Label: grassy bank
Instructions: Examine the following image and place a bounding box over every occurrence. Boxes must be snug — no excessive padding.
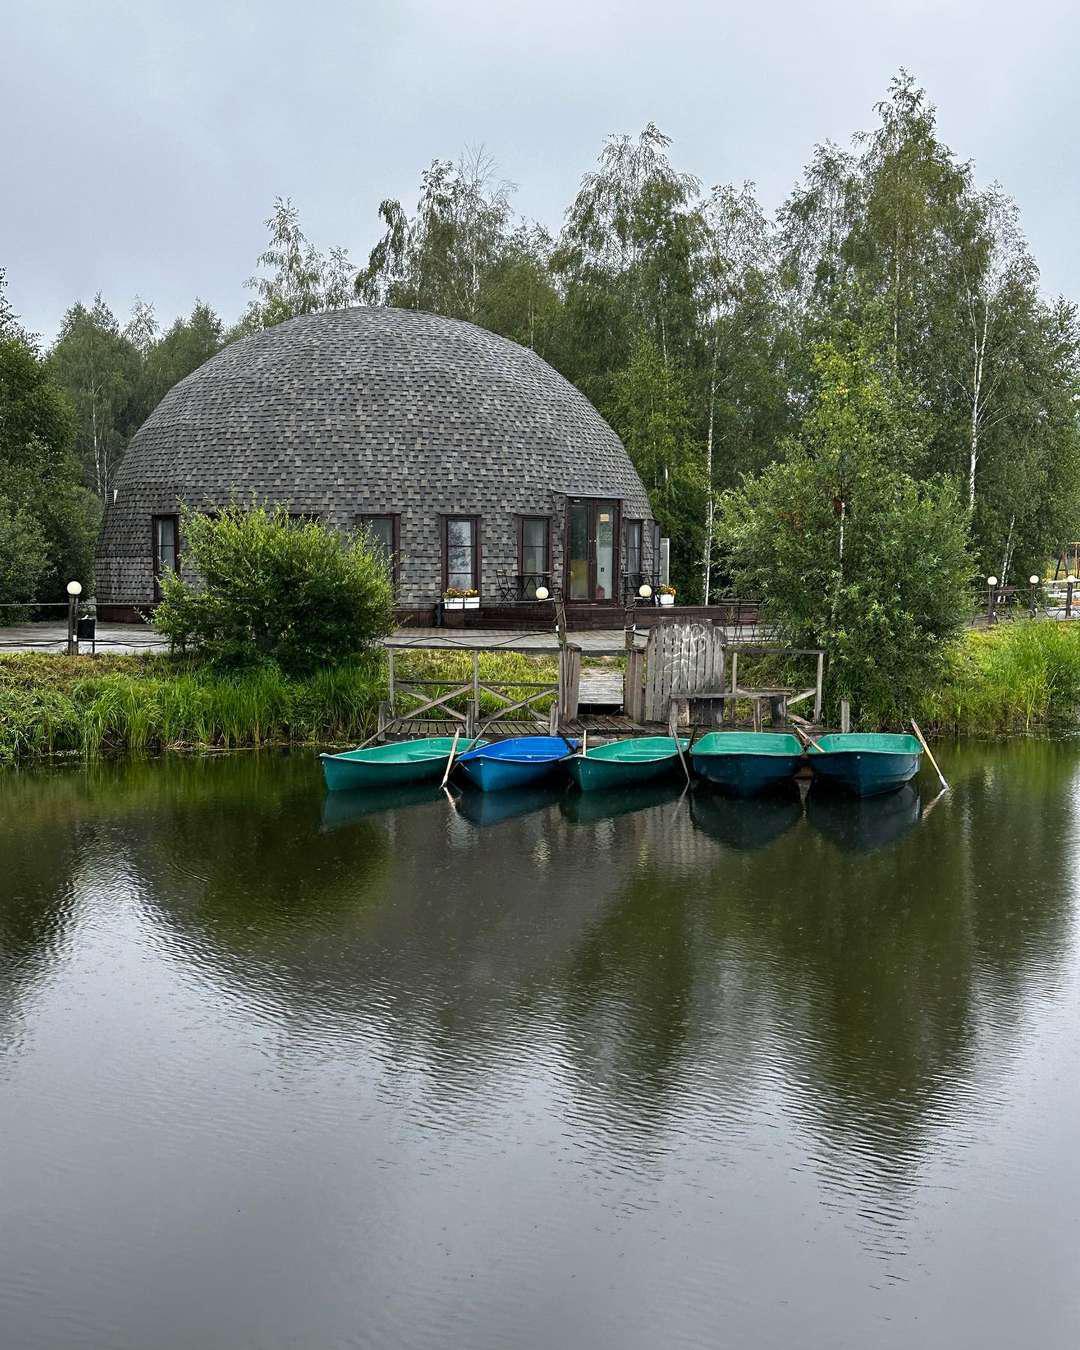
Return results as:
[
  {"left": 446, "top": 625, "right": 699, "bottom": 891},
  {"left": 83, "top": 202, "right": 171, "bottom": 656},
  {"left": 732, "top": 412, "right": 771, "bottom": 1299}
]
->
[
  {"left": 4, "top": 622, "right": 1080, "bottom": 764},
  {"left": 922, "top": 621, "right": 1080, "bottom": 736},
  {"left": 0, "top": 649, "right": 558, "bottom": 764}
]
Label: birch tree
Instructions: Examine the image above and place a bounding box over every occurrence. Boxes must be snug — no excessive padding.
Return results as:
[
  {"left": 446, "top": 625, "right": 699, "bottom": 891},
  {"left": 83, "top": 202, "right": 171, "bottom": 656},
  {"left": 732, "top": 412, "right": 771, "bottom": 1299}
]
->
[
  {"left": 234, "top": 198, "right": 354, "bottom": 336},
  {"left": 356, "top": 149, "right": 516, "bottom": 323},
  {"left": 698, "top": 182, "right": 775, "bottom": 602},
  {"left": 49, "top": 296, "right": 141, "bottom": 499}
]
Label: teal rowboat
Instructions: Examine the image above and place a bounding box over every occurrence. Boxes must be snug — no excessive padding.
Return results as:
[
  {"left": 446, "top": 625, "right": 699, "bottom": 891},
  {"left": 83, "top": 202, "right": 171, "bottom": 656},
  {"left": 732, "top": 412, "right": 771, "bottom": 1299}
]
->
[
  {"left": 320, "top": 737, "right": 487, "bottom": 791},
  {"left": 690, "top": 731, "right": 804, "bottom": 796},
  {"left": 807, "top": 733, "right": 922, "bottom": 797},
  {"left": 566, "top": 736, "right": 689, "bottom": 792}
]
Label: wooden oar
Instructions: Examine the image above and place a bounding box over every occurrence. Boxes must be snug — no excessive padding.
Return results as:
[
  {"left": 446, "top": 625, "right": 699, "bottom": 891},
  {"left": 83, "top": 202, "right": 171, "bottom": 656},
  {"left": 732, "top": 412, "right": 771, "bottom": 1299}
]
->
[
  {"left": 910, "top": 719, "right": 949, "bottom": 792},
  {"left": 674, "top": 726, "right": 695, "bottom": 787},
  {"left": 920, "top": 786, "right": 948, "bottom": 820},
  {"left": 791, "top": 720, "right": 825, "bottom": 754},
  {"left": 440, "top": 728, "right": 462, "bottom": 788}
]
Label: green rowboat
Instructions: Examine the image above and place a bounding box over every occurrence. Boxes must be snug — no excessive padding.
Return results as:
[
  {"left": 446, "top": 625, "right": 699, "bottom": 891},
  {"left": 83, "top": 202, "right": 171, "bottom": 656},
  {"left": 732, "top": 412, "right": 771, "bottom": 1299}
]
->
[
  {"left": 566, "top": 736, "right": 690, "bottom": 792},
  {"left": 807, "top": 733, "right": 922, "bottom": 797},
  {"left": 320, "top": 736, "right": 487, "bottom": 791},
  {"left": 690, "top": 731, "right": 804, "bottom": 796}
]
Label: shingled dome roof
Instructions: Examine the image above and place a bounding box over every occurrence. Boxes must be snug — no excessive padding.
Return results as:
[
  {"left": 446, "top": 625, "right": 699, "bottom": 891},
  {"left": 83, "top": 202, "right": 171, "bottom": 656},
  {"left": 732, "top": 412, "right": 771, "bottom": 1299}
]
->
[
  {"left": 96, "top": 306, "right": 654, "bottom": 612},
  {"left": 113, "top": 306, "right": 646, "bottom": 503}
]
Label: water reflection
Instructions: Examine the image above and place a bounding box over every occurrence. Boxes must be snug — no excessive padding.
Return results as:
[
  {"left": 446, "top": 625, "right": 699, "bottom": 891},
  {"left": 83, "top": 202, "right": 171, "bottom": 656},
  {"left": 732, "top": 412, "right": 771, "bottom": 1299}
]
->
[
  {"left": 806, "top": 781, "right": 922, "bottom": 852},
  {"left": 1, "top": 745, "right": 1079, "bottom": 1349},
  {"left": 321, "top": 782, "right": 444, "bottom": 830},
  {"left": 690, "top": 785, "right": 802, "bottom": 850},
  {"left": 453, "top": 783, "right": 564, "bottom": 827},
  {"left": 559, "top": 779, "right": 683, "bottom": 824}
]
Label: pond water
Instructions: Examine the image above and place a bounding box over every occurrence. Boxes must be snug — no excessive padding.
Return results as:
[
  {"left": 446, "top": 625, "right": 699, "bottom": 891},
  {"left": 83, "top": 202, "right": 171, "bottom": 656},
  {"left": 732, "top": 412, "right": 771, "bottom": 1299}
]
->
[{"left": 2, "top": 745, "right": 1079, "bottom": 1349}]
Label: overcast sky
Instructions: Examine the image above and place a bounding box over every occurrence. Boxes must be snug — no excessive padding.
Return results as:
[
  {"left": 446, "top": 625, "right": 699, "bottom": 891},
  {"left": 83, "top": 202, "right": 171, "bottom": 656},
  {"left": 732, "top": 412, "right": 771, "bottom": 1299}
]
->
[{"left": 5, "top": 0, "right": 1079, "bottom": 343}]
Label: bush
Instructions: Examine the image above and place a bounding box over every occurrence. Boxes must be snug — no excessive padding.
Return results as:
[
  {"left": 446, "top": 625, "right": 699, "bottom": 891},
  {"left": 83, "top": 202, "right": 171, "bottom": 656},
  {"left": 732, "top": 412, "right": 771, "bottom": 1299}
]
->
[
  {"left": 716, "top": 337, "right": 974, "bottom": 725},
  {"left": 0, "top": 495, "right": 48, "bottom": 614},
  {"left": 154, "top": 504, "right": 394, "bottom": 673}
]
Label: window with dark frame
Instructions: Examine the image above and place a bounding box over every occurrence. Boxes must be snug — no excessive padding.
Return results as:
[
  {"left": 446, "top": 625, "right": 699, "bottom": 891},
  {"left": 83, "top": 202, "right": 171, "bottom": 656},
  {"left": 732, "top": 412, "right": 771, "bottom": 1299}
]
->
[
  {"left": 623, "top": 519, "right": 643, "bottom": 581},
  {"left": 152, "top": 514, "right": 179, "bottom": 597},
  {"left": 518, "top": 516, "right": 550, "bottom": 597},
  {"left": 355, "top": 513, "right": 400, "bottom": 585},
  {"left": 443, "top": 516, "right": 480, "bottom": 593}
]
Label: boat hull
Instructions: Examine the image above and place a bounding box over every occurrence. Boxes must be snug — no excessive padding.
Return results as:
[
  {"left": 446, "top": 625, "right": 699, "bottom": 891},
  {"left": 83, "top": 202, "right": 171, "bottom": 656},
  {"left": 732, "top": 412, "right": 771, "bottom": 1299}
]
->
[
  {"left": 320, "top": 737, "right": 485, "bottom": 792},
  {"left": 808, "top": 734, "right": 922, "bottom": 798},
  {"left": 690, "top": 733, "right": 803, "bottom": 796},
  {"left": 567, "top": 737, "right": 688, "bottom": 792},
  {"left": 456, "top": 756, "right": 566, "bottom": 792},
  {"left": 455, "top": 736, "right": 578, "bottom": 792}
]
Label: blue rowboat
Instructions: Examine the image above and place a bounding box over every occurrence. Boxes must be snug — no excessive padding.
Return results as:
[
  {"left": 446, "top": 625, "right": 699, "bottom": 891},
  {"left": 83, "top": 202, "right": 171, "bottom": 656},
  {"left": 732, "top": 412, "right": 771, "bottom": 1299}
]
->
[
  {"left": 807, "top": 733, "right": 922, "bottom": 797},
  {"left": 455, "top": 735, "right": 579, "bottom": 791},
  {"left": 690, "top": 731, "right": 804, "bottom": 796},
  {"left": 320, "top": 736, "right": 487, "bottom": 791},
  {"left": 566, "top": 736, "right": 689, "bottom": 792}
]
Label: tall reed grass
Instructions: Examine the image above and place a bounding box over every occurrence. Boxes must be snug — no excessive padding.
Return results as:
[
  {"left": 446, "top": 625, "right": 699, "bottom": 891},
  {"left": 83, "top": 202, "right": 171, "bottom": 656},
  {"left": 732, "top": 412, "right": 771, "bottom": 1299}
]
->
[
  {"left": 0, "top": 648, "right": 560, "bottom": 764},
  {"left": 922, "top": 621, "right": 1080, "bottom": 735},
  {"left": 0, "top": 654, "right": 386, "bottom": 764}
]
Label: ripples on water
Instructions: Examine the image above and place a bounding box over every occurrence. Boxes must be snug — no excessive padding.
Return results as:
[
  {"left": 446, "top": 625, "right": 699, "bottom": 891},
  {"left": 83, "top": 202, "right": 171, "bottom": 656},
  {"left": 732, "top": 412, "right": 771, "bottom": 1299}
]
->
[{"left": 2, "top": 745, "right": 1080, "bottom": 1349}]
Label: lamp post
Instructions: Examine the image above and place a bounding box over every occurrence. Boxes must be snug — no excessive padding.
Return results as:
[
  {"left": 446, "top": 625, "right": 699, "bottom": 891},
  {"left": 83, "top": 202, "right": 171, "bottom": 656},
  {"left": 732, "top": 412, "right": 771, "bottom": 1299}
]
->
[
  {"left": 638, "top": 583, "right": 653, "bottom": 604},
  {"left": 986, "top": 576, "right": 998, "bottom": 625},
  {"left": 1068, "top": 575, "right": 1076, "bottom": 621},
  {"left": 534, "top": 585, "right": 549, "bottom": 602},
  {"left": 1029, "top": 575, "right": 1040, "bottom": 618},
  {"left": 66, "top": 580, "right": 83, "bottom": 656}
]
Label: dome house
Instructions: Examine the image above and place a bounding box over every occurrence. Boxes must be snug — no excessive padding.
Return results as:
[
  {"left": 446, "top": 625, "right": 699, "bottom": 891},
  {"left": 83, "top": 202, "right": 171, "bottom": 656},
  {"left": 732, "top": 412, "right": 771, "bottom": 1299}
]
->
[{"left": 95, "top": 307, "right": 657, "bottom": 621}]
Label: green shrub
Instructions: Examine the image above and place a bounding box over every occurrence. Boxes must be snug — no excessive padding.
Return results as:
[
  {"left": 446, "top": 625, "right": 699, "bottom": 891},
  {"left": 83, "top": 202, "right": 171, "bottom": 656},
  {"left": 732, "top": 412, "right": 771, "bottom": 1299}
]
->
[
  {"left": 0, "top": 495, "right": 48, "bottom": 614},
  {"left": 154, "top": 504, "right": 394, "bottom": 673},
  {"left": 717, "top": 336, "right": 974, "bottom": 725}
]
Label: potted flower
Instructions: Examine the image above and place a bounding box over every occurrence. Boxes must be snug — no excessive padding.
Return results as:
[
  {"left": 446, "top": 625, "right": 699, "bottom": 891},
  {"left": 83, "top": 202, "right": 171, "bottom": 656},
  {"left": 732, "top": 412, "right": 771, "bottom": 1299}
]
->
[
  {"left": 443, "top": 587, "right": 480, "bottom": 611},
  {"left": 658, "top": 584, "right": 676, "bottom": 607}
]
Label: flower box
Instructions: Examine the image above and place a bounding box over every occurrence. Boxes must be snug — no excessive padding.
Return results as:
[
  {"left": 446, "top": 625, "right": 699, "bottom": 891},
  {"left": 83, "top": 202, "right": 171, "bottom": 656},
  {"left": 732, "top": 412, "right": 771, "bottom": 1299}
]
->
[
  {"left": 659, "top": 593, "right": 675, "bottom": 606},
  {"left": 444, "top": 597, "right": 464, "bottom": 610}
]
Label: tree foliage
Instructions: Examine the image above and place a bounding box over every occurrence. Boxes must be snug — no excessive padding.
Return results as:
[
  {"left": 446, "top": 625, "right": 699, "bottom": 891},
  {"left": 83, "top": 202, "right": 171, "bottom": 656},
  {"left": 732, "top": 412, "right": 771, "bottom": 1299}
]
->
[
  {"left": 153, "top": 504, "right": 395, "bottom": 673},
  {"left": 0, "top": 312, "right": 96, "bottom": 607},
  {"left": 13, "top": 67, "right": 1080, "bottom": 627},
  {"left": 232, "top": 197, "right": 355, "bottom": 338},
  {"left": 717, "top": 336, "right": 974, "bottom": 722}
]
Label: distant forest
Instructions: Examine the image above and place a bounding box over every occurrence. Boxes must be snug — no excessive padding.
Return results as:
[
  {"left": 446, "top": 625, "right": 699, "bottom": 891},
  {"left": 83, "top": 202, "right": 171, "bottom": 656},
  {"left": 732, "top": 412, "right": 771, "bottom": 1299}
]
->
[{"left": 3, "top": 71, "right": 1077, "bottom": 601}]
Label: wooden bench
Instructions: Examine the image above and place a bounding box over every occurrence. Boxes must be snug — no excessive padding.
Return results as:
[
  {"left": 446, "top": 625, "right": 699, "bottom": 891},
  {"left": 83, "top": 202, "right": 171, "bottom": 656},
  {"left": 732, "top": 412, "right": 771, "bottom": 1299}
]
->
[{"left": 672, "top": 687, "right": 793, "bottom": 730}]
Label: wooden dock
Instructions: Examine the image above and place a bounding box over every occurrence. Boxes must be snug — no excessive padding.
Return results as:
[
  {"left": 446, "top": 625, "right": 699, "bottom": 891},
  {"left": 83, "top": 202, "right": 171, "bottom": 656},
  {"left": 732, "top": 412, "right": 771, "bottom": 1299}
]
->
[{"left": 377, "top": 612, "right": 824, "bottom": 743}]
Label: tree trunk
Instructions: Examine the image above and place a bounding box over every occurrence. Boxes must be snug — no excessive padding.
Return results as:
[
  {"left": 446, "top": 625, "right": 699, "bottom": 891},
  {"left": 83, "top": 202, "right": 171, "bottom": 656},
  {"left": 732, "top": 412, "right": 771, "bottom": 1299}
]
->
[
  {"left": 701, "top": 334, "right": 719, "bottom": 606},
  {"left": 999, "top": 513, "right": 1015, "bottom": 584}
]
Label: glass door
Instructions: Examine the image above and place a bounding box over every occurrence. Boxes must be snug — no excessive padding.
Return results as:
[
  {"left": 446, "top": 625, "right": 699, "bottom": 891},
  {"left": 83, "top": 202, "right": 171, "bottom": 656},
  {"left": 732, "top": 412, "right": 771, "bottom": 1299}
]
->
[{"left": 565, "top": 499, "right": 620, "bottom": 602}]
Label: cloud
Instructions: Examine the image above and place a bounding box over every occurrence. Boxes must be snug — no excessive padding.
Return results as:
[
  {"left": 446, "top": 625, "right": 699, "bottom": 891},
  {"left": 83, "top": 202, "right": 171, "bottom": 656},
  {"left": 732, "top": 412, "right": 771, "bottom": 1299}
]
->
[{"left": 3, "top": 0, "right": 1078, "bottom": 340}]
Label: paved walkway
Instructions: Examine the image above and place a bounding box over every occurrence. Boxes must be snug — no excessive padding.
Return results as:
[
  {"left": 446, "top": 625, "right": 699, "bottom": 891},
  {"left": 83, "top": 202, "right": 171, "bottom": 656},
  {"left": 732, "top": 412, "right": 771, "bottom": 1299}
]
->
[
  {"left": 0, "top": 622, "right": 168, "bottom": 655},
  {"left": 0, "top": 622, "right": 639, "bottom": 656},
  {"left": 386, "top": 626, "right": 642, "bottom": 653}
]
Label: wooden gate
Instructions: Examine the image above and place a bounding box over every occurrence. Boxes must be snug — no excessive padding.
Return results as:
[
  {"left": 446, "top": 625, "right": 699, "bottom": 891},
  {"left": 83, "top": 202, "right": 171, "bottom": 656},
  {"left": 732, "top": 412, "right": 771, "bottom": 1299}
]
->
[{"left": 643, "top": 622, "right": 727, "bottom": 722}]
